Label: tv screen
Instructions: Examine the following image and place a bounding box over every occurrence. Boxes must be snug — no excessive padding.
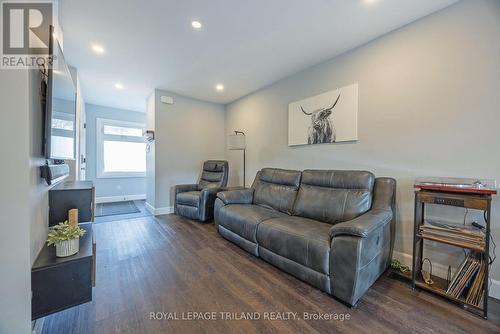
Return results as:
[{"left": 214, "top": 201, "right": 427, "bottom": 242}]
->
[{"left": 44, "top": 26, "right": 76, "bottom": 160}]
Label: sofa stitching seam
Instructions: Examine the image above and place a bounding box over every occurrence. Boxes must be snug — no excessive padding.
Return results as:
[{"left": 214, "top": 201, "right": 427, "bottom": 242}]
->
[
  {"left": 357, "top": 241, "right": 390, "bottom": 271},
  {"left": 260, "top": 224, "right": 330, "bottom": 247}
]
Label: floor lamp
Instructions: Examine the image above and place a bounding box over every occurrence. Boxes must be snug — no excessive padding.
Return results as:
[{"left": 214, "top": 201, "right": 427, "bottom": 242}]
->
[{"left": 228, "top": 131, "right": 246, "bottom": 187}]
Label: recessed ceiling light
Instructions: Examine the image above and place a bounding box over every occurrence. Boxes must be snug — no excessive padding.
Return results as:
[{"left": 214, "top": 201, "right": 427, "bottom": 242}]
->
[
  {"left": 191, "top": 20, "right": 202, "bottom": 29},
  {"left": 114, "top": 83, "right": 124, "bottom": 90},
  {"left": 91, "top": 44, "right": 105, "bottom": 54},
  {"left": 363, "top": 0, "right": 380, "bottom": 6},
  {"left": 215, "top": 84, "right": 224, "bottom": 91}
]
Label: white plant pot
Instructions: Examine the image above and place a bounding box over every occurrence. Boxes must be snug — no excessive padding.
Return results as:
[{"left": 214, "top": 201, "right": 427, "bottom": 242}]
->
[{"left": 55, "top": 238, "right": 80, "bottom": 257}]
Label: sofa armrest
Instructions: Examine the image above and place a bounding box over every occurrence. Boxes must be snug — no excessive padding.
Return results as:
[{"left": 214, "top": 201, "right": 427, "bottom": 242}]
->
[
  {"left": 200, "top": 187, "right": 221, "bottom": 204},
  {"left": 329, "top": 209, "right": 392, "bottom": 238},
  {"left": 174, "top": 184, "right": 199, "bottom": 195},
  {"left": 217, "top": 189, "right": 254, "bottom": 205},
  {"left": 197, "top": 187, "right": 222, "bottom": 221},
  {"left": 328, "top": 177, "right": 396, "bottom": 306},
  {"left": 330, "top": 177, "right": 396, "bottom": 238}
]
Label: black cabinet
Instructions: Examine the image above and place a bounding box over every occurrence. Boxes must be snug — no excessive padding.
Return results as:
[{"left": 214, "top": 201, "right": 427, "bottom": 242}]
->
[
  {"left": 31, "top": 223, "right": 95, "bottom": 320},
  {"left": 32, "top": 181, "right": 97, "bottom": 320},
  {"left": 49, "top": 181, "right": 95, "bottom": 226}
]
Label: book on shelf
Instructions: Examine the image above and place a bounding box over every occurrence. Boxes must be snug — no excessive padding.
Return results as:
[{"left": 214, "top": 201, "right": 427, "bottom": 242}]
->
[{"left": 446, "top": 252, "right": 485, "bottom": 305}]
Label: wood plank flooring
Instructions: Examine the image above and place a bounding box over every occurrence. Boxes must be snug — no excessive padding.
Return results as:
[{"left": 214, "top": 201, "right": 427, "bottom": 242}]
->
[{"left": 39, "top": 214, "right": 500, "bottom": 333}]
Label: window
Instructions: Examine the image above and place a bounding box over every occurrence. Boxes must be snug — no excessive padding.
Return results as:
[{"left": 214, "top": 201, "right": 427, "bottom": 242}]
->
[
  {"left": 51, "top": 111, "right": 75, "bottom": 159},
  {"left": 96, "top": 118, "right": 146, "bottom": 178}
]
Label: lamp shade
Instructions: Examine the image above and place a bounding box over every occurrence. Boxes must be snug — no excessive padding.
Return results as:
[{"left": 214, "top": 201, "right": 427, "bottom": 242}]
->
[{"left": 227, "top": 134, "right": 246, "bottom": 150}]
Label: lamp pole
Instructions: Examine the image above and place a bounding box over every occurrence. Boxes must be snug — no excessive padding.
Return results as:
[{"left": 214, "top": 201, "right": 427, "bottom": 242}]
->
[{"left": 234, "top": 131, "right": 246, "bottom": 187}]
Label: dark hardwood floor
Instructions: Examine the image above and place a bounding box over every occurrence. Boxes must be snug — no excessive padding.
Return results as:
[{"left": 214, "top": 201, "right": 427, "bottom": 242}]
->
[{"left": 39, "top": 214, "right": 500, "bottom": 334}]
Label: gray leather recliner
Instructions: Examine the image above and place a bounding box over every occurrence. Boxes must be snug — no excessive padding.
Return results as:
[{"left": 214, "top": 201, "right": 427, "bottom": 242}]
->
[
  {"left": 214, "top": 168, "right": 396, "bottom": 306},
  {"left": 174, "top": 160, "right": 229, "bottom": 222}
]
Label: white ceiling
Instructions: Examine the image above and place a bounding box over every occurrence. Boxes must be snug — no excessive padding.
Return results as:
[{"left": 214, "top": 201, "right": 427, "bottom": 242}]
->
[{"left": 60, "top": 0, "right": 459, "bottom": 112}]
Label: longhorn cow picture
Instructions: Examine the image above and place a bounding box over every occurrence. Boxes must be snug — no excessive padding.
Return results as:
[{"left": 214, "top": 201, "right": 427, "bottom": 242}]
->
[
  {"left": 301, "top": 94, "right": 340, "bottom": 144},
  {"left": 288, "top": 83, "right": 358, "bottom": 146}
]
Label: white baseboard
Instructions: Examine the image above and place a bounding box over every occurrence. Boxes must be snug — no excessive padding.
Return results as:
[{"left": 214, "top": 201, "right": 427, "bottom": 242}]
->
[
  {"left": 392, "top": 250, "right": 500, "bottom": 300},
  {"left": 155, "top": 206, "right": 174, "bottom": 215},
  {"left": 145, "top": 202, "right": 173, "bottom": 216},
  {"left": 95, "top": 194, "right": 146, "bottom": 204},
  {"left": 490, "top": 279, "right": 500, "bottom": 300},
  {"left": 145, "top": 202, "right": 155, "bottom": 215}
]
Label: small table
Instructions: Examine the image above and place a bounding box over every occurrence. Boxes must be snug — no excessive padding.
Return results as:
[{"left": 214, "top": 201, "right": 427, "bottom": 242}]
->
[
  {"left": 31, "top": 223, "right": 96, "bottom": 320},
  {"left": 412, "top": 190, "right": 492, "bottom": 319}
]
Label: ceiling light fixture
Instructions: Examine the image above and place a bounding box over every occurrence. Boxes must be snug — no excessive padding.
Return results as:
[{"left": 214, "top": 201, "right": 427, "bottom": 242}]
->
[
  {"left": 363, "top": 0, "right": 380, "bottom": 6},
  {"left": 91, "top": 44, "right": 105, "bottom": 54},
  {"left": 215, "top": 84, "right": 224, "bottom": 91},
  {"left": 191, "top": 20, "right": 202, "bottom": 29},
  {"left": 114, "top": 83, "right": 124, "bottom": 90}
]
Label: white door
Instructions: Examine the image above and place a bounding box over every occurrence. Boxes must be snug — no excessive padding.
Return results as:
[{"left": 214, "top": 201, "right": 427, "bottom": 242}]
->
[{"left": 79, "top": 104, "right": 87, "bottom": 180}]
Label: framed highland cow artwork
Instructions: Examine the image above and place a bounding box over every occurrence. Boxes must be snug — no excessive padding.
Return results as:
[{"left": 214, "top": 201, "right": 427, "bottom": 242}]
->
[{"left": 288, "top": 83, "right": 358, "bottom": 146}]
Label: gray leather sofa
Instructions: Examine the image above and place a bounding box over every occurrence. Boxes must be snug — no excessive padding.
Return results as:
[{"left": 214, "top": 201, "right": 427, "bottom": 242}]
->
[
  {"left": 214, "top": 168, "right": 396, "bottom": 306},
  {"left": 174, "top": 160, "right": 229, "bottom": 221}
]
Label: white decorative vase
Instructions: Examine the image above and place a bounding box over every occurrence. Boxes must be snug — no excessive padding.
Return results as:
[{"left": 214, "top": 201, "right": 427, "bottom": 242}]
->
[{"left": 55, "top": 238, "right": 79, "bottom": 257}]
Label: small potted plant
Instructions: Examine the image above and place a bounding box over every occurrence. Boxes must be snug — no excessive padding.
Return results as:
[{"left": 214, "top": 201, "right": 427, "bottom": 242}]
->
[{"left": 47, "top": 222, "right": 86, "bottom": 257}]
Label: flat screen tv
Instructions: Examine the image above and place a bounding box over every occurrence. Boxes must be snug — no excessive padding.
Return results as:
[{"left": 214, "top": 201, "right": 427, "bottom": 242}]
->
[{"left": 44, "top": 25, "right": 76, "bottom": 161}]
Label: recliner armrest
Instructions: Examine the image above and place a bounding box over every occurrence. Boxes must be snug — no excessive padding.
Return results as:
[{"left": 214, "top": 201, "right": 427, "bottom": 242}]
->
[
  {"left": 200, "top": 186, "right": 221, "bottom": 197},
  {"left": 217, "top": 189, "right": 254, "bottom": 205},
  {"left": 329, "top": 209, "right": 393, "bottom": 238},
  {"left": 175, "top": 184, "right": 199, "bottom": 195}
]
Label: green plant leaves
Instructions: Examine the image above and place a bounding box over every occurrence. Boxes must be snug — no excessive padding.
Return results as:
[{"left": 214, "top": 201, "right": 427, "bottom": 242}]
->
[
  {"left": 46, "top": 221, "right": 86, "bottom": 246},
  {"left": 390, "top": 259, "right": 410, "bottom": 273}
]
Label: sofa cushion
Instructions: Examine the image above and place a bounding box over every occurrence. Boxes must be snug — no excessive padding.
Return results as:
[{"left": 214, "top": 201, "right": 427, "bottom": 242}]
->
[
  {"left": 257, "top": 216, "right": 332, "bottom": 274},
  {"left": 253, "top": 168, "right": 302, "bottom": 215},
  {"left": 176, "top": 191, "right": 201, "bottom": 207},
  {"left": 293, "top": 170, "right": 374, "bottom": 224},
  {"left": 217, "top": 204, "right": 286, "bottom": 242}
]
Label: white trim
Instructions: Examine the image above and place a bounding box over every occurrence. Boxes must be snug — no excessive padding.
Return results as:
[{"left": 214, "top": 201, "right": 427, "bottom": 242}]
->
[
  {"left": 155, "top": 206, "right": 174, "bottom": 216},
  {"left": 96, "top": 118, "right": 146, "bottom": 178},
  {"left": 145, "top": 202, "right": 173, "bottom": 216},
  {"left": 145, "top": 202, "right": 156, "bottom": 215},
  {"left": 490, "top": 279, "right": 500, "bottom": 300},
  {"left": 95, "top": 194, "right": 146, "bottom": 204},
  {"left": 392, "top": 250, "right": 500, "bottom": 300}
]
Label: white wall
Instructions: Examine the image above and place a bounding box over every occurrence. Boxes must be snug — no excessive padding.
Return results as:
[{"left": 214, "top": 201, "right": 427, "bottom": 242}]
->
[
  {"left": 29, "top": 70, "right": 51, "bottom": 266},
  {"left": 151, "top": 89, "right": 225, "bottom": 212},
  {"left": 0, "top": 69, "right": 32, "bottom": 334},
  {"left": 0, "top": 2, "right": 76, "bottom": 331},
  {"left": 225, "top": 0, "right": 500, "bottom": 284},
  {"left": 68, "top": 65, "right": 84, "bottom": 181}
]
